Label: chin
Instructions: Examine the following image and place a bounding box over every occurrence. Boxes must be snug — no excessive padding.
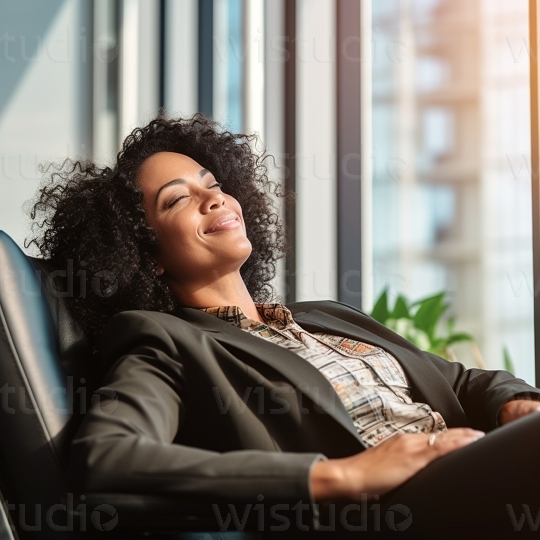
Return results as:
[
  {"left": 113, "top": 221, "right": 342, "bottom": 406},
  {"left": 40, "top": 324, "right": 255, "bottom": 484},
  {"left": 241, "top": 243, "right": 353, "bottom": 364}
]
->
[
  {"left": 235, "top": 235, "right": 252, "bottom": 252},
  {"left": 235, "top": 241, "right": 253, "bottom": 264}
]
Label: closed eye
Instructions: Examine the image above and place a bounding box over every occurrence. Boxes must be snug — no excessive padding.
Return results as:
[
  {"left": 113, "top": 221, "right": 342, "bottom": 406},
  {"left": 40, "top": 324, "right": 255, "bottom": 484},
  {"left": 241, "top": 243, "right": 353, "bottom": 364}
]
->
[
  {"left": 166, "top": 182, "right": 223, "bottom": 209},
  {"left": 166, "top": 194, "right": 187, "bottom": 208}
]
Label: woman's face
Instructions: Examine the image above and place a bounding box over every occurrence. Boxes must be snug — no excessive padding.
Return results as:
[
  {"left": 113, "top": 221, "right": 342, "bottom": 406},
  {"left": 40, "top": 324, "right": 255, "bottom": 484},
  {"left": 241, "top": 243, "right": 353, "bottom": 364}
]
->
[{"left": 138, "top": 151, "right": 252, "bottom": 288}]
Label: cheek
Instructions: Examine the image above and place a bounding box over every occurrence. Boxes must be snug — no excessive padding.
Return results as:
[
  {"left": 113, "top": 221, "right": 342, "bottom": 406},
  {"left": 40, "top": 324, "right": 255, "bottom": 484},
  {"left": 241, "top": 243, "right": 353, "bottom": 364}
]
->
[
  {"left": 156, "top": 224, "right": 200, "bottom": 272},
  {"left": 225, "top": 195, "right": 244, "bottom": 221},
  {"left": 153, "top": 215, "right": 198, "bottom": 257},
  {"left": 224, "top": 193, "right": 241, "bottom": 209},
  {"left": 163, "top": 211, "right": 199, "bottom": 238}
]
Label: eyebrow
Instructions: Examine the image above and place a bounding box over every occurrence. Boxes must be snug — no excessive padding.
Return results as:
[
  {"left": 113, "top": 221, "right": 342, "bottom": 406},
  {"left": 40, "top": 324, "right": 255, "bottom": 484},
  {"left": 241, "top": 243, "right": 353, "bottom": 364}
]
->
[{"left": 154, "top": 168, "right": 210, "bottom": 207}]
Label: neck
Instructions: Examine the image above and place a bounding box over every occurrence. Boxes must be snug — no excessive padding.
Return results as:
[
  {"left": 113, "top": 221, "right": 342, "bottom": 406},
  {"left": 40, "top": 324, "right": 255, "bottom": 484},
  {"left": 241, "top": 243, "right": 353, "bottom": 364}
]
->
[{"left": 167, "top": 269, "right": 264, "bottom": 323}]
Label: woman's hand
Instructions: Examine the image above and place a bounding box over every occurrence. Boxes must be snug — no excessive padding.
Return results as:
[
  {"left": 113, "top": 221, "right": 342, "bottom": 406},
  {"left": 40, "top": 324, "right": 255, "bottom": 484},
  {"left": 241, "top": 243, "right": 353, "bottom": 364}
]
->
[
  {"left": 310, "top": 428, "right": 484, "bottom": 503},
  {"left": 498, "top": 398, "right": 540, "bottom": 425}
]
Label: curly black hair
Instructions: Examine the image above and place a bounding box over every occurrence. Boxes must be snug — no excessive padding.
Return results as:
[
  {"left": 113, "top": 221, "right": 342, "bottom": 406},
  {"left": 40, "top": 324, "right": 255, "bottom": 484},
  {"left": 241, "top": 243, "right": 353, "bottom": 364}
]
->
[{"left": 26, "top": 113, "right": 290, "bottom": 346}]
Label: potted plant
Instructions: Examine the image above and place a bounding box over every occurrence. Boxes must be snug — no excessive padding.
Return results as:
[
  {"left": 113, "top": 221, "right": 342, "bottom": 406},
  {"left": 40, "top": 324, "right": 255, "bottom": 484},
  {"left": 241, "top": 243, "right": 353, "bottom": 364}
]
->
[{"left": 369, "top": 288, "right": 514, "bottom": 371}]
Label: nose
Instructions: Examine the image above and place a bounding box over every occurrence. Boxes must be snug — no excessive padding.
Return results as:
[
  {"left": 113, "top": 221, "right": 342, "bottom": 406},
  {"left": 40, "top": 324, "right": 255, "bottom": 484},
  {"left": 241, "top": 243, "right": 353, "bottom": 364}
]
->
[{"left": 201, "top": 188, "right": 225, "bottom": 213}]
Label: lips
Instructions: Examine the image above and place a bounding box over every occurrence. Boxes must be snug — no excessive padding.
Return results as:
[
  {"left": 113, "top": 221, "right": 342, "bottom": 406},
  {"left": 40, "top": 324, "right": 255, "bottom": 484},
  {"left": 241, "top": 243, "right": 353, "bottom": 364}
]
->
[{"left": 204, "top": 212, "right": 240, "bottom": 234}]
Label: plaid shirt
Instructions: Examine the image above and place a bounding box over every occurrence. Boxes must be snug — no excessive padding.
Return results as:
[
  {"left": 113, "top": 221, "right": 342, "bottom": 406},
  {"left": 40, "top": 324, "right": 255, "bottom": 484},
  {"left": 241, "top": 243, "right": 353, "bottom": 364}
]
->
[{"left": 200, "top": 303, "right": 447, "bottom": 447}]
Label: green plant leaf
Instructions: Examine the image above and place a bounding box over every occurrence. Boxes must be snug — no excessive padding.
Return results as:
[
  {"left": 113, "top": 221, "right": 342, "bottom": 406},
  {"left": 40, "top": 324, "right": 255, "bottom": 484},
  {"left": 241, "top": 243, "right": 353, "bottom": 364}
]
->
[
  {"left": 412, "top": 292, "right": 447, "bottom": 339},
  {"left": 374, "top": 288, "right": 478, "bottom": 364},
  {"left": 391, "top": 295, "right": 410, "bottom": 320},
  {"left": 385, "top": 317, "right": 396, "bottom": 332},
  {"left": 388, "top": 317, "right": 413, "bottom": 338},
  {"left": 410, "top": 292, "right": 444, "bottom": 308},
  {"left": 445, "top": 332, "right": 474, "bottom": 345},
  {"left": 371, "top": 288, "right": 389, "bottom": 323},
  {"left": 406, "top": 327, "right": 431, "bottom": 351},
  {"left": 503, "top": 346, "right": 515, "bottom": 375},
  {"left": 430, "top": 337, "right": 447, "bottom": 350}
]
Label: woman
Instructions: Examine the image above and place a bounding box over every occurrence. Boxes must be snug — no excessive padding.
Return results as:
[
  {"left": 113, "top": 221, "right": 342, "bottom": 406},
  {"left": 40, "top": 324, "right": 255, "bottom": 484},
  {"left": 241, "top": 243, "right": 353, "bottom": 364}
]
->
[{"left": 28, "top": 114, "right": 540, "bottom": 539}]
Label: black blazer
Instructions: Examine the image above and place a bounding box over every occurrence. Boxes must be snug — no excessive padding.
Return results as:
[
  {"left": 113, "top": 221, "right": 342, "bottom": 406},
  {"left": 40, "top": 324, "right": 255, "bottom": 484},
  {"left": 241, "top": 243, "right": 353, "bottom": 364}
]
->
[{"left": 66, "top": 299, "right": 540, "bottom": 530}]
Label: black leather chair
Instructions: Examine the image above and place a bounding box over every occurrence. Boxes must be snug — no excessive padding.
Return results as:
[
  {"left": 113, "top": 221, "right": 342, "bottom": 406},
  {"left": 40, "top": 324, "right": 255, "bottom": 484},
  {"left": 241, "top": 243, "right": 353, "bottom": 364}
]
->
[{"left": 0, "top": 231, "right": 258, "bottom": 540}]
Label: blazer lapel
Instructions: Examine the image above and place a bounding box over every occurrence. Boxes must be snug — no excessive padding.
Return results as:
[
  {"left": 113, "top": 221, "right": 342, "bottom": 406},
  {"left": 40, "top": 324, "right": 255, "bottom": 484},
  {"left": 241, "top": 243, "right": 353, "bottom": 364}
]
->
[
  {"left": 175, "top": 307, "right": 365, "bottom": 449},
  {"left": 291, "top": 309, "right": 469, "bottom": 428}
]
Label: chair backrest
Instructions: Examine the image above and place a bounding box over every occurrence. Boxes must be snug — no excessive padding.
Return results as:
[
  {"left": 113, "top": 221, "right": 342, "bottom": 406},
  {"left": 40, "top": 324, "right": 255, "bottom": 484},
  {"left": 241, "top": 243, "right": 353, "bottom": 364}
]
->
[{"left": 0, "top": 231, "right": 97, "bottom": 536}]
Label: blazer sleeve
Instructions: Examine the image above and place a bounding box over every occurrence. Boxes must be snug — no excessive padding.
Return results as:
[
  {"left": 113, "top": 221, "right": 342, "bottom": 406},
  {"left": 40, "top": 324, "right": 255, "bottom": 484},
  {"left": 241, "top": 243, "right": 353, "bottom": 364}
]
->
[
  {"left": 422, "top": 351, "right": 540, "bottom": 432},
  {"left": 66, "top": 310, "right": 326, "bottom": 531}
]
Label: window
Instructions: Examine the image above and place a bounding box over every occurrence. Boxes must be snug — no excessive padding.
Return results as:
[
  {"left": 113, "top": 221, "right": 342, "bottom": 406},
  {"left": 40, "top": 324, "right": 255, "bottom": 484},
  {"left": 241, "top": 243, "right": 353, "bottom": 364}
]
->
[{"left": 371, "top": 0, "right": 534, "bottom": 382}]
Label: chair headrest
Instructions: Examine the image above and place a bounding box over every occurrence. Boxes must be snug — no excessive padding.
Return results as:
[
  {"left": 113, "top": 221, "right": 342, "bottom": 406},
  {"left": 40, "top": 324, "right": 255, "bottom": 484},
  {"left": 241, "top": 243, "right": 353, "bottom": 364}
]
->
[{"left": 26, "top": 256, "right": 93, "bottom": 380}]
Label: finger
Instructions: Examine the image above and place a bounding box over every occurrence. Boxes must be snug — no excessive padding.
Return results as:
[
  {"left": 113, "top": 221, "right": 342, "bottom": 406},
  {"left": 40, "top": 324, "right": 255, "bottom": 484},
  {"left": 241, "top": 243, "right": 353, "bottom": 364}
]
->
[
  {"left": 525, "top": 403, "right": 540, "bottom": 413},
  {"left": 434, "top": 427, "right": 484, "bottom": 441},
  {"left": 429, "top": 429, "right": 484, "bottom": 456},
  {"left": 511, "top": 402, "right": 540, "bottom": 419}
]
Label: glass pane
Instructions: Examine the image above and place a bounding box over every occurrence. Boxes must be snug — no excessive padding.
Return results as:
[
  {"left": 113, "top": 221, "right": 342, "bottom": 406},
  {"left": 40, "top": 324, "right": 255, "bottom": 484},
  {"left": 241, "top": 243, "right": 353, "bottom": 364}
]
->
[
  {"left": 213, "top": 0, "right": 244, "bottom": 132},
  {"left": 0, "top": 0, "right": 92, "bottom": 246},
  {"left": 371, "top": 0, "right": 534, "bottom": 382}
]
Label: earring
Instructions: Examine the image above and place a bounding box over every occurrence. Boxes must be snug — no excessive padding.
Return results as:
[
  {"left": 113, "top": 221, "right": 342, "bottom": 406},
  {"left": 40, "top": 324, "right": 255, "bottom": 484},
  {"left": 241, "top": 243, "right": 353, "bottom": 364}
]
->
[{"left": 152, "top": 261, "right": 164, "bottom": 276}]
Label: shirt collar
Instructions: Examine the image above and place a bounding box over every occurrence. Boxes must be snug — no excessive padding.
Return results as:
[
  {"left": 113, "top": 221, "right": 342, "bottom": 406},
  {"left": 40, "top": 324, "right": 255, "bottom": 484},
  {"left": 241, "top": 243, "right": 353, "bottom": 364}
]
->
[
  {"left": 200, "top": 303, "right": 297, "bottom": 329},
  {"left": 199, "top": 305, "right": 247, "bottom": 327}
]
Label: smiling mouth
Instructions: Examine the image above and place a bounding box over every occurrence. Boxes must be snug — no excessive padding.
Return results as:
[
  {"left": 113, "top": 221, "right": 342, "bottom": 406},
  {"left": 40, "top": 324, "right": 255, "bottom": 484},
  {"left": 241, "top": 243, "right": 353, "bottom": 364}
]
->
[{"left": 204, "top": 214, "right": 241, "bottom": 234}]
